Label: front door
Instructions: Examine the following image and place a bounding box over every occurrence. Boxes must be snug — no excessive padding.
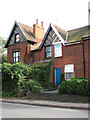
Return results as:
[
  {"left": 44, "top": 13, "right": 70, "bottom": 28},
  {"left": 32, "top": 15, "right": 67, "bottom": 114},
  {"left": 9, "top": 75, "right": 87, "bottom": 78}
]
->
[{"left": 55, "top": 68, "right": 61, "bottom": 86}]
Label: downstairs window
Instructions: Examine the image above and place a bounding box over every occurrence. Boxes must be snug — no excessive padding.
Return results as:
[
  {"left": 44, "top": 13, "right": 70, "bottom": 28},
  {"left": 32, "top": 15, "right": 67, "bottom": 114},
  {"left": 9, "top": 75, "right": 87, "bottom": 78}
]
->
[
  {"left": 13, "top": 51, "right": 20, "bottom": 63},
  {"left": 64, "top": 64, "right": 74, "bottom": 80}
]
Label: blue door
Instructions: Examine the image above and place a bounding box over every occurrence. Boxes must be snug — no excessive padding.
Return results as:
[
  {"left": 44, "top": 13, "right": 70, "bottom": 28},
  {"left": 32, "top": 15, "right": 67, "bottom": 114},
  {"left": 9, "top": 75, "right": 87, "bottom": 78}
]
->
[{"left": 55, "top": 68, "right": 61, "bottom": 86}]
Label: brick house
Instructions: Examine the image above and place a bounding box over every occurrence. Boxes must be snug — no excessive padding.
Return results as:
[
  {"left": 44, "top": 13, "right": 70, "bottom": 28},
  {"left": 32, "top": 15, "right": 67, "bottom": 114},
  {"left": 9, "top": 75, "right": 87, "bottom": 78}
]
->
[{"left": 5, "top": 20, "right": 90, "bottom": 86}]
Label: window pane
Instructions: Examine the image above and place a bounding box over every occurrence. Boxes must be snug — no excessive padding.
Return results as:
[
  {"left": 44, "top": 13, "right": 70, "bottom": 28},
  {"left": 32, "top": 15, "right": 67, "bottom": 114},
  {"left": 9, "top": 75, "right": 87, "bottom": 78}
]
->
[
  {"left": 46, "top": 46, "right": 51, "bottom": 52},
  {"left": 16, "top": 34, "right": 19, "bottom": 42},
  {"left": 18, "top": 52, "right": 20, "bottom": 56},
  {"left": 13, "top": 51, "right": 20, "bottom": 63},
  {"left": 14, "top": 58, "right": 15, "bottom": 62},
  {"left": 13, "top": 53, "right": 16, "bottom": 57},
  {"left": 65, "top": 64, "right": 74, "bottom": 73},
  {"left": 66, "top": 73, "right": 74, "bottom": 79},
  {"left": 16, "top": 52, "right": 19, "bottom": 57},
  {"left": 54, "top": 44, "right": 62, "bottom": 57},
  {"left": 55, "top": 44, "right": 61, "bottom": 49},
  {"left": 46, "top": 52, "right": 51, "bottom": 57},
  {"left": 55, "top": 51, "right": 61, "bottom": 57},
  {"left": 16, "top": 57, "right": 19, "bottom": 62}
]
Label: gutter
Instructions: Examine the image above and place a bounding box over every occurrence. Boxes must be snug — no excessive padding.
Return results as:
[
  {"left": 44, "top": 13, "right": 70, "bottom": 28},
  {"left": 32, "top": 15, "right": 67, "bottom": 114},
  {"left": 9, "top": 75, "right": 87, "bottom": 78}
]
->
[{"left": 81, "top": 40, "right": 86, "bottom": 77}]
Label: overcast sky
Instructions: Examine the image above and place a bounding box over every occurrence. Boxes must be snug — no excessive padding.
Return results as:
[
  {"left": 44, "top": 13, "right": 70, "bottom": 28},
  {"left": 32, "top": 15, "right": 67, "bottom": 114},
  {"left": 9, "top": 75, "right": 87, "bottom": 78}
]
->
[{"left": 0, "top": 0, "right": 89, "bottom": 39}]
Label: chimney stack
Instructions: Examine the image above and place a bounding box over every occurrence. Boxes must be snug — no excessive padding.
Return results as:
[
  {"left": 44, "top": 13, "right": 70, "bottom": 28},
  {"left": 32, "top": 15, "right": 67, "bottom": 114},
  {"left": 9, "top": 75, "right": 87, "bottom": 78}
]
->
[
  {"left": 33, "top": 19, "right": 45, "bottom": 44},
  {"left": 36, "top": 19, "right": 38, "bottom": 24},
  {"left": 41, "top": 21, "right": 43, "bottom": 27}
]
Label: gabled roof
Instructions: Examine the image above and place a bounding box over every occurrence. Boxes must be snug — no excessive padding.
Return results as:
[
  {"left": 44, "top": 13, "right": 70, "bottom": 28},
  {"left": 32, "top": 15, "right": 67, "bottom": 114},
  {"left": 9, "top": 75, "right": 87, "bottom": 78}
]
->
[
  {"left": 17, "top": 22, "right": 36, "bottom": 43},
  {"left": 53, "top": 24, "right": 67, "bottom": 40},
  {"left": 5, "top": 21, "right": 36, "bottom": 48},
  {"left": 31, "top": 23, "right": 67, "bottom": 51},
  {"left": 67, "top": 25, "right": 90, "bottom": 43},
  {"left": 31, "top": 24, "right": 90, "bottom": 52}
]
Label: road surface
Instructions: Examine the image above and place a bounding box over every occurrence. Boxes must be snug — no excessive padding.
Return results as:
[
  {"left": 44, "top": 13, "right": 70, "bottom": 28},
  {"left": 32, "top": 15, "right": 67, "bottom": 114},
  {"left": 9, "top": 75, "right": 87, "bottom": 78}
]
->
[{"left": 1, "top": 102, "right": 89, "bottom": 118}]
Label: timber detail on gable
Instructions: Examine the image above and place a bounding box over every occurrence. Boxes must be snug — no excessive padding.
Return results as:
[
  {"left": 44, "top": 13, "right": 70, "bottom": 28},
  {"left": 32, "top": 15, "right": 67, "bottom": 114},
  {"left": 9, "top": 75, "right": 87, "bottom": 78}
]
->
[
  {"left": 5, "top": 21, "right": 36, "bottom": 48},
  {"left": 31, "top": 23, "right": 66, "bottom": 52}
]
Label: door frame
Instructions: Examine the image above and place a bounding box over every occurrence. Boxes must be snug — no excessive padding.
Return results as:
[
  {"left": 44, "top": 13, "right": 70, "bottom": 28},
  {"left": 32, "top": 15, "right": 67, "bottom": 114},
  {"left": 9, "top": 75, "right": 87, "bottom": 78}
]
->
[{"left": 55, "top": 68, "right": 61, "bottom": 86}]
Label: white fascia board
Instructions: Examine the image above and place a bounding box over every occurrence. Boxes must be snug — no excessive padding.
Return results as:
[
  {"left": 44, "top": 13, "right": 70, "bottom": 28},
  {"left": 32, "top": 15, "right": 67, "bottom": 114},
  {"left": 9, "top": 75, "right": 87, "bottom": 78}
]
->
[{"left": 51, "top": 23, "right": 65, "bottom": 46}]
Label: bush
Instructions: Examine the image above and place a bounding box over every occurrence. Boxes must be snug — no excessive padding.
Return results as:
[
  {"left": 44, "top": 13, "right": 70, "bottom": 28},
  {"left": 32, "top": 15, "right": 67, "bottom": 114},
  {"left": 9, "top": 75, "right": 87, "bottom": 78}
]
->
[
  {"left": 2, "top": 89, "right": 18, "bottom": 97},
  {"left": 2, "top": 62, "right": 30, "bottom": 96},
  {"left": 2, "top": 60, "right": 52, "bottom": 96},
  {"left": 58, "top": 77, "right": 90, "bottom": 96},
  {"left": 26, "top": 80, "right": 42, "bottom": 92},
  {"left": 17, "top": 79, "right": 42, "bottom": 92}
]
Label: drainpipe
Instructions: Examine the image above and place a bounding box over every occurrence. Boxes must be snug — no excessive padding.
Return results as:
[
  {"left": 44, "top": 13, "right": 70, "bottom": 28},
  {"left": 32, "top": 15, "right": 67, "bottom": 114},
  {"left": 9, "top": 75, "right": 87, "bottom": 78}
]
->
[{"left": 81, "top": 40, "right": 85, "bottom": 77}]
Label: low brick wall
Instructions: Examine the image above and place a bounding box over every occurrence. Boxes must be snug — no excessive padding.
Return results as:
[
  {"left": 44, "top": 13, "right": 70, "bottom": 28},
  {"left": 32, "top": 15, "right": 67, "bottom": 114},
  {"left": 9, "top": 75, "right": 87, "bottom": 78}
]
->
[{"left": 27, "top": 91, "right": 89, "bottom": 103}]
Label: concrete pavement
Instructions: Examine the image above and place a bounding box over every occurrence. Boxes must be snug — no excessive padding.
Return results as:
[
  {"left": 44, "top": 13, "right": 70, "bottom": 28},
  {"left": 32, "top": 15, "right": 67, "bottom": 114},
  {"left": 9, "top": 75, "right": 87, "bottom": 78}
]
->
[{"left": 0, "top": 97, "right": 89, "bottom": 110}]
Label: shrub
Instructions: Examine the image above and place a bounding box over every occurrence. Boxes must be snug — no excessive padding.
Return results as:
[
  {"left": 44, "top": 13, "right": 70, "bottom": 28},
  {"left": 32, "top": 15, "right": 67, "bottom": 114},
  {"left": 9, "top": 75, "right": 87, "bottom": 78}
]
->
[
  {"left": 58, "top": 77, "right": 90, "bottom": 96},
  {"left": 17, "top": 79, "right": 42, "bottom": 92},
  {"left": 26, "top": 80, "right": 42, "bottom": 92},
  {"left": 2, "top": 62, "right": 30, "bottom": 96},
  {"left": 2, "top": 89, "right": 18, "bottom": 97}
]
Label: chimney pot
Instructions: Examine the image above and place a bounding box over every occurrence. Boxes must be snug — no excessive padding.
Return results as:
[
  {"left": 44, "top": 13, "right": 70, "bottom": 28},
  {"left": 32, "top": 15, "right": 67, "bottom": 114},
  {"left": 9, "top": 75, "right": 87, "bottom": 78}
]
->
[
  {"left": 41, "top": 21, "right": 43, "bottom": 27},
  {"left": 36, "top": 19, "right": 38, "bottom": 24}
]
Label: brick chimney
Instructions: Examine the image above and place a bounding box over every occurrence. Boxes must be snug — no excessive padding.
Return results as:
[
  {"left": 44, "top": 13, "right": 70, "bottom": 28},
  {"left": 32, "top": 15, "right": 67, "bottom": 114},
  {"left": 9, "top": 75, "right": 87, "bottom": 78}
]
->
[{"left": 33, "top": 19, "right": 45, "bottom": 44}]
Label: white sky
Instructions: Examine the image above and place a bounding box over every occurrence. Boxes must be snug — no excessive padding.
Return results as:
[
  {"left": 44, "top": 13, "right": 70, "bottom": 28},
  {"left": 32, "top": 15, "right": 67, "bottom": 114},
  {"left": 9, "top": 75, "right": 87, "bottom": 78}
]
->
[{"left": 0, "top": 0, "right": 89, "bottom": 39}]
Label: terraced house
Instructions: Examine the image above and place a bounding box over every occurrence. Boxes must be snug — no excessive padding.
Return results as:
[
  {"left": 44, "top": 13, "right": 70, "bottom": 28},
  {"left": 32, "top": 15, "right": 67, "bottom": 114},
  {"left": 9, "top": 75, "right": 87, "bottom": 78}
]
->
[{"left": 5, "top": 19, "right": 90, "bottom": 86}]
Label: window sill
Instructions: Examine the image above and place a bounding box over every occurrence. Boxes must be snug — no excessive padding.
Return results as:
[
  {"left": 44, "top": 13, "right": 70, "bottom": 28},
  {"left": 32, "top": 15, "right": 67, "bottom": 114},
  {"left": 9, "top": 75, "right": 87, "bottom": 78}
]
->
[
  {"left": 54, "top": 56, "right": 63, "bottom": 58},
  {"left": 45, "top": 57, "right": 52, "bottom": 59}
]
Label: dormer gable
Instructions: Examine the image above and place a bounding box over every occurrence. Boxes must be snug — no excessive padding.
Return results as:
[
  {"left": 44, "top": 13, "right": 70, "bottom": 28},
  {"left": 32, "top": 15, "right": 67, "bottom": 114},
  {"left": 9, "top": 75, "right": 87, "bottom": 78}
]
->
[
  {"left": 38, "top": 23, "right": 67, "bottom": 50},
  {"left": 5, "top": 21, "right": 36, "bottom": 48}
]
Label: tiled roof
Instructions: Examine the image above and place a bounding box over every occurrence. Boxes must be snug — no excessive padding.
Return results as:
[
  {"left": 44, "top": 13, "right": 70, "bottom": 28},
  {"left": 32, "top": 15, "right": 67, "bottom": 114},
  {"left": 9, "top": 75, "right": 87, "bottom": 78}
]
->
[
  {"left": 18, "top": 22, "right": 36, "bottom": 43},
  {"left": 67, "top": 25, "right": 90, "bottom": 43},
  {"left": 31, "top": 24, "right": 90, "bottom": 51},
  {"left": 53, "top": 24, "right": 67, "bottom": 40}
]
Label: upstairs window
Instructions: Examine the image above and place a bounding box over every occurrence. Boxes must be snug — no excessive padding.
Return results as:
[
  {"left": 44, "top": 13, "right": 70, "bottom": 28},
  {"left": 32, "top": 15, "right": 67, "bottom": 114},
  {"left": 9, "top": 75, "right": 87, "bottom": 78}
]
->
[
  {"left": 45, "top": 46, "right": 51, "bottom": 58},
  {"left": 54, "top": 44, "right": 62, "bottom": 57},
  {"left": 13, "top": 51, "right": 20, "bottom": 63},
  {"left": 15, "top": 33, "right": 19, "bottom": 43},
  {"left": 64, "top": 64, "right": 74, "bottom": 80}
]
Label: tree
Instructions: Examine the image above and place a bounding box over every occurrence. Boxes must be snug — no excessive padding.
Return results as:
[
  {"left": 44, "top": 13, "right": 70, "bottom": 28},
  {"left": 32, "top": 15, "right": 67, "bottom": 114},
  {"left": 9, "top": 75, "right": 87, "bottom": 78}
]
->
[
  {"left": 0, "top": 36, "right": 6, "bottom": 55},
  {"left": 0, "top": 36, "right": 7, "bottom": 63}
]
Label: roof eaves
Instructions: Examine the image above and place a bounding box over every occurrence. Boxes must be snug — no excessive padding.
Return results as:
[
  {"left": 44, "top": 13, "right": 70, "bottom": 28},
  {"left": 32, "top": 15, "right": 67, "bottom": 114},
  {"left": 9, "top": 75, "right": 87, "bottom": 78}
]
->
[
  {"left": 17, "top": 22, "right": 28, "bottom": 41},
  {"left": 5, "top": 21, "right": 17, "bottom": 48},
  {"left": 51, "top": 23, "right": 65, "bottom": 45},
  {"left": 39, "top": 23, "right": 51, "bottom": 50}
]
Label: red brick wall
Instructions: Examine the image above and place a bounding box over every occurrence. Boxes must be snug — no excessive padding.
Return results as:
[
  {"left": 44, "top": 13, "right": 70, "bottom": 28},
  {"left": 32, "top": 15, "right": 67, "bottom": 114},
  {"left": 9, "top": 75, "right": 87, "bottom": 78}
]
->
[
  {"left": 7, "top": 41, "right": 31, "bottom": 64},
  {"left": 32, "top": 40, "right": 89, "bottom": 82},
  {"left": 7, "top": 39, "right": 89, "bottom": 82}
]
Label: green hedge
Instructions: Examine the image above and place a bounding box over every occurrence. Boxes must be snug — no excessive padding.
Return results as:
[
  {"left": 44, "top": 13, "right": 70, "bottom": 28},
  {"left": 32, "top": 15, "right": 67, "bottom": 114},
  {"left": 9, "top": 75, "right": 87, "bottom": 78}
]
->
[
  {"left": 58, "top": 77, "right": 90, "bottom": 96},
  {"left": 2, "top": 61, "right": 52, "bottom": 96}
]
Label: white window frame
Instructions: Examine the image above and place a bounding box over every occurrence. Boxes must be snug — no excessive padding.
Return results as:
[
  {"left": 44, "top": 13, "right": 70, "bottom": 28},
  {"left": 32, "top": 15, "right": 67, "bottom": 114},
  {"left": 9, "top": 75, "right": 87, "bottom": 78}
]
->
[
  {"left": 45, "top": 46, "right": 51, "bottom": 58},
  {"left": 15, "top": 33, "right": 19, "bottom": 42},
  {"left": 64, "top": 64, "right": 74, "bottom": 80},
  {"left": 54, "top": 43, "right": 62, "bottom": 57},
  {"left": 13, "top": 51, "right": 20, "bottom": 63}
]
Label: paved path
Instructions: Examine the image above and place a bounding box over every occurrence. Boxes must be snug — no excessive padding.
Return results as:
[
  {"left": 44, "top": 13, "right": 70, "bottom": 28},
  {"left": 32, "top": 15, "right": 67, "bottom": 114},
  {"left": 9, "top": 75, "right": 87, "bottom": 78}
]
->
[{"left": 0, "top": 98, "right": 89, "bottom": 110}]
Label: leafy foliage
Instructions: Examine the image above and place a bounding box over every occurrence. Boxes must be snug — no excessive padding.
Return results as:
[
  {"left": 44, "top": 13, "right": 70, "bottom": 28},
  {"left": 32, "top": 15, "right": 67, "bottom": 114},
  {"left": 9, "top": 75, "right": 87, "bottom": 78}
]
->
[
  {"left": 58, "top": 77, "right": 90, "bottom": 96},
  {"left": 2, "top": 60, "right": 52, "bottom": 96},
  {"left": 0, "top": 36, "right": 6, "bottom": 55},
  {"left": 18, "top": 79, "right": 42, "bottom": 92}
]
